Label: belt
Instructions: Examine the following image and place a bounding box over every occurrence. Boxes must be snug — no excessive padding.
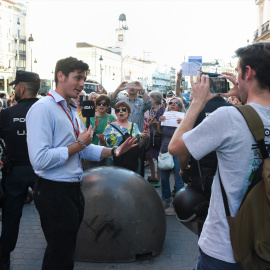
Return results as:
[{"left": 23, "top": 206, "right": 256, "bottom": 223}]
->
[{"left": 37, "top": 176, "right": 82, "bottom": 186}]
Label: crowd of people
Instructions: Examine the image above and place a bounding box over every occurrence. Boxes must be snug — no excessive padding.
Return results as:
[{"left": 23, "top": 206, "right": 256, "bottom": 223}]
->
[{"left": 0, "top": 41, "right": 269, "bottom": 270}]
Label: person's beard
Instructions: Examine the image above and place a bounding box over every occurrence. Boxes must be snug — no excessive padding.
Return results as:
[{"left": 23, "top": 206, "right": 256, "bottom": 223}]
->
[{"left": 14, "top": 91, "right": 21, "bottom": 102}]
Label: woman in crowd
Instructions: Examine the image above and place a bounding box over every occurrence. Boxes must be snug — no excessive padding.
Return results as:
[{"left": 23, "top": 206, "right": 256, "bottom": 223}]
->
[
  {"left": 84, "top": 94, "right": 115, "bottom": 169},
  {"left": 145, "top": 91, "right": 165, "bottom": 188},
  {"left": 91, "top": 94, "right": 115, "bottom": 145},
  {"left": 157, "top": 97, "right": 185, "bottom": 215},
  {"left": 104, "top": 100, "right": 148, "bottom": 172}
]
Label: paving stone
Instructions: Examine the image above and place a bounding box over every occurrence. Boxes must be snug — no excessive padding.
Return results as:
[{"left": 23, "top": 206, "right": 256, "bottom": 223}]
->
[{"left": 0, "top": 168, "right": 198, "bottom": 270}]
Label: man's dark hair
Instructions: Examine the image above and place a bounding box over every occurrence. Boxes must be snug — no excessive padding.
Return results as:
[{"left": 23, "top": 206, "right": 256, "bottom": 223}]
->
[
  {"left": 0, "top": 93, "right": 6, "bottom": 98},
  {"left": 236, "top": 42, "right": 270, "bottom": 91},
  {"left": 54, "top": 57, "right": 89, "bottom": 85},
  {"left": 21, "top": 81, "right": 40, "bottom": 96}
]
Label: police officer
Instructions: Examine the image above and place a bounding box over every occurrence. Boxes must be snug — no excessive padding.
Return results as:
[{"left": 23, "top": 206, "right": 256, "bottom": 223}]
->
[{"left": 0, "top": 70, "right": 40, "bottom": 270}]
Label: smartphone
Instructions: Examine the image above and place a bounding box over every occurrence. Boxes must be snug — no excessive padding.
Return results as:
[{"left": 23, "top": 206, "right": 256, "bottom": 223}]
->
[
  {"left": 126, "top": 82, "right": 136, "bottom": 88},
  {"left": 209, "top": 77, "right": 229, "bottom": 94}
]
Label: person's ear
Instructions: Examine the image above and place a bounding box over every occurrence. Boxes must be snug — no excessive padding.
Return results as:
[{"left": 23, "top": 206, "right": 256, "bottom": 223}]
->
[
  {"left": 57, "top": 71, "right": 65, "bottom": 83},
  {"left": 245, "top": 66, "right": 256, "bottom": 81},
  {"left": 20, "top": 85, "right": 26, "bottom": 95}
]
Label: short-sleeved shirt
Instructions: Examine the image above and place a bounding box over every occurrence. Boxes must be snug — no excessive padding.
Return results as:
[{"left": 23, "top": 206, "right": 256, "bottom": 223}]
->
[
  {"left": 104, "top": 122, "right": 141, "bottom": 147},
  {"left": 109, "top": 95, "right": 152, "bottom": 132},
  {"left": 182, "top": 103, "right": 270, "bottom": 263},
  {"left": 90, "top": 114, "right": 115, "bottom": 145}
]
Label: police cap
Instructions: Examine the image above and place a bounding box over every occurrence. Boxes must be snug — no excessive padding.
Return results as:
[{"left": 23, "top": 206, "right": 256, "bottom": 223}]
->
[{"left": 9, "top": 70, "right": 40, "bottom": 86}]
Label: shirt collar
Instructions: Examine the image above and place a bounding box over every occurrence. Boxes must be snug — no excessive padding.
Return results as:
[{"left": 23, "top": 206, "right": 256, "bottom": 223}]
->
[
  {"left": 128, "top": 96, "right": 138, "bottom": 102},
  {"left": 48, "top": 89, "right": 77, "bottom": 108}
]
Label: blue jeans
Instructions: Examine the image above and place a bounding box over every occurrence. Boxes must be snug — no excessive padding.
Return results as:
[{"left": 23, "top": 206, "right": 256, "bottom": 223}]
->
[
  {"left": 196, "top": 248, "right": 243, "bottom": 270},
  {"left": 161, "top": 156, "right": 184, "bottom": 200}
]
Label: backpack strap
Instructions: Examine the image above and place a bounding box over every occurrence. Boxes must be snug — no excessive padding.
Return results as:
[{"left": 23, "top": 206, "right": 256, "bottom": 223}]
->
[
  {"left": 236, "top": 105, "right": 268, "bottom": 159},
  {"left": 219, "top": 105, "right": 268, "bottom": 217}
]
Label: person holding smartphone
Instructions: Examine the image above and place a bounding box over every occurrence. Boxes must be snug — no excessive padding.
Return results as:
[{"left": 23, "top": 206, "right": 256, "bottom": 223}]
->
[{"left": 110, "top": 81, "right": 152, "bottom": 132}]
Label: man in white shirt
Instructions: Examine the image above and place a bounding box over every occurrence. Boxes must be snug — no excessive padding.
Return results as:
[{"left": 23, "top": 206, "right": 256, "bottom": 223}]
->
[
  {"left": 26, "top": 57, "right": 137, "bottom": 270},
  {"left": 169, "top": 43, "right": 270, "bottom": 269}
]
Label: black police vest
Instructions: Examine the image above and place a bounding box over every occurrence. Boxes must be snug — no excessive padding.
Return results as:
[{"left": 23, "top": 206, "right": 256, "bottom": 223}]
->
[
  {"left": 0, "top": 98, "right": 38, "bottom": 164},
  {"left": 192, "top": 96, "right": 233, "bottom": 167}
]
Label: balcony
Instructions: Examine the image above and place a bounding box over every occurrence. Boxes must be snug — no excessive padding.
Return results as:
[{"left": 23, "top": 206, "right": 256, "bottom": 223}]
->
[
  {"left": 19, "top": 50, "right": 26, "bottom": 56},
  {"left": 261, "top": 20, "right": 269, "bottom": 34},
  {"left": 254, "top": 29, "right": 258, "bottom": 40}
]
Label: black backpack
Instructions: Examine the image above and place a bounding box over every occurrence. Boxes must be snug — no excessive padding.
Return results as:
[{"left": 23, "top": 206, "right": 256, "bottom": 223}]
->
[{"left": 109, "top": 123, "right": 140, "bottom": 172}]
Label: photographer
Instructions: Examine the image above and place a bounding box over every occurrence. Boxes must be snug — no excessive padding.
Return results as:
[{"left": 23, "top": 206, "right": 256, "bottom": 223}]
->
[
  {"left": 169, "top": 43, "right": 270, "bottom": 269},
  {"left": 0, "top": 71, "right": 40, "bottom": 269}
]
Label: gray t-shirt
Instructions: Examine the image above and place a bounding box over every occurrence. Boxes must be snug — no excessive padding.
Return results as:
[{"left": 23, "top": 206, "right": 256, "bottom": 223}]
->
[{"left": 183, "top": 103, "right": 270, "bottom": 263}]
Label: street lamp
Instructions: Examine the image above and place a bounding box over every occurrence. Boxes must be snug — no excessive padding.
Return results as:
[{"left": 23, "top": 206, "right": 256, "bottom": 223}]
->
[
  {"left": 28, "top": 34, "right": 34, "bottom": 72},
  {"left": 215, "top": 59, "right": 219, "bottom": 73},
  {"left": 99, "top": 55, "right": 103, "bottom": 91}
]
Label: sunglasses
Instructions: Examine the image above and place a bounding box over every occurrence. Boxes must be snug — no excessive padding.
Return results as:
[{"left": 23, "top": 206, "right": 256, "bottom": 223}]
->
[
  {"left": 13, "top": 83, "right": 18, "bottom": 90},
  {"left": 169, "top": 101, "right": 180, "bottom": 106},
  {"left": 115, "top": 107, "right": 127, "bottom": 113},
  {"left": 96, "top": 102, "right": 107, "bottom": 106}
]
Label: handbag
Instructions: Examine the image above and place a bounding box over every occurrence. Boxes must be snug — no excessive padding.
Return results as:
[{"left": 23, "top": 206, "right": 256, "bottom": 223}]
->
[
  {"left": 145, "top": 130, "right": 162, "bottom": 152},
  {"left": 158, "top": 152, "right": 174, "bottom": 170}
]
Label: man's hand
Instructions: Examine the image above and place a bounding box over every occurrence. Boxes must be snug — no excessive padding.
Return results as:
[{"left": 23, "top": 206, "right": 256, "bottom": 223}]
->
[
  {"left": 133, "top": 81, "right": 143, "bottom": 91},
  {"left": 78, "top": 126, "right": 93, "bottom": 147},
  {"left": 116, "top": 82, "right": 128, "bottom": 92},
  {"left": 190, "top": 72, "right": 215, "bottom": 105},
  {"left": 220, "top": 72, "right": 240, "bottom": 98},
  {"left": 115, "top": 137, "right": 138, "bottom": 157}
]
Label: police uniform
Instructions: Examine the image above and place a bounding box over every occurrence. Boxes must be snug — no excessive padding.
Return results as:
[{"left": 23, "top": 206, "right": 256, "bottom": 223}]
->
[{"left": 0, "top": 71, "right": 40, "bottom": 268}]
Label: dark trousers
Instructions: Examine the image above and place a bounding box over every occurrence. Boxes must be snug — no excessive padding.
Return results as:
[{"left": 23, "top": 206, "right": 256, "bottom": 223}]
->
[
  {"left": 34, "top": 177, "right": 85, "bottom": 270},
  {"left": 196, "top": 248, "right": 243, "bottom": 270},
  {"left": 0, "top": 166, "right": 36, "bottom": 261}
]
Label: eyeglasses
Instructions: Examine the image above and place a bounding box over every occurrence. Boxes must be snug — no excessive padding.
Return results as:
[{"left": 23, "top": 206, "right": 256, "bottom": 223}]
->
[
  {"left": 169, "top": 101, "right": 180, "bottom": 106},
  {"left": 96, "top": 102, "right": 107, "bottom": 106},
  {"left": 115, "top": 107, "right": 127, "bottom": 114},
  {"left": 13, "top": 84, "right": 18, "bottom": 90}
]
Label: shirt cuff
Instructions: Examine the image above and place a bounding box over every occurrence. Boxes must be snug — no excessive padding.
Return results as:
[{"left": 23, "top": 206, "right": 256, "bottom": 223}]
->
[{"left": 82, "top": 144, "right": 104, "bottom": 161}]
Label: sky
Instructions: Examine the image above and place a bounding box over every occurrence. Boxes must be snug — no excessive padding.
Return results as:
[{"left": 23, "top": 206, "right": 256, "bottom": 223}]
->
[{"left": 21, "top": 0, "right": 257, "bottom": 78}]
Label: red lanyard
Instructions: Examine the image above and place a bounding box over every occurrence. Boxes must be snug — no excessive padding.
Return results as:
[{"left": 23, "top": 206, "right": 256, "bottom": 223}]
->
[{"left": 48, "top": 93, "right": 80, "bottom": 138}]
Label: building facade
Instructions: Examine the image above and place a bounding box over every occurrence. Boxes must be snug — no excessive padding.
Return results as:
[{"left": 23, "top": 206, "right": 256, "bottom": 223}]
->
[
  {"left": 76, "top": 14, "right": 176, "bottom": 94},
  {"left": 0, "top": 0, "right": 27, "bottom": 94},
  {"left": 254, "top": 0, "right": 270, "bottom": 42}
]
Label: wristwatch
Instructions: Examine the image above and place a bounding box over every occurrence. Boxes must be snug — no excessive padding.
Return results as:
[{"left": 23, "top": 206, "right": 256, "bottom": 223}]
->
[{"left": 111, "top": 147, "right": 117, "bottom": 157}]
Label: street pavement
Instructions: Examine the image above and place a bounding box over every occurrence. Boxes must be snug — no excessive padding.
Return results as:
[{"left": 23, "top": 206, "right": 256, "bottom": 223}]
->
[{"left": 0, "top": 167, "right": 199, "bottom": 270}]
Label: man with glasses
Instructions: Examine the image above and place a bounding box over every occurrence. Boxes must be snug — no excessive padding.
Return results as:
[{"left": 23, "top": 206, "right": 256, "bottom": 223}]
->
[{"left": 0, "top": 70, "right": 40, "bottom": 270}]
